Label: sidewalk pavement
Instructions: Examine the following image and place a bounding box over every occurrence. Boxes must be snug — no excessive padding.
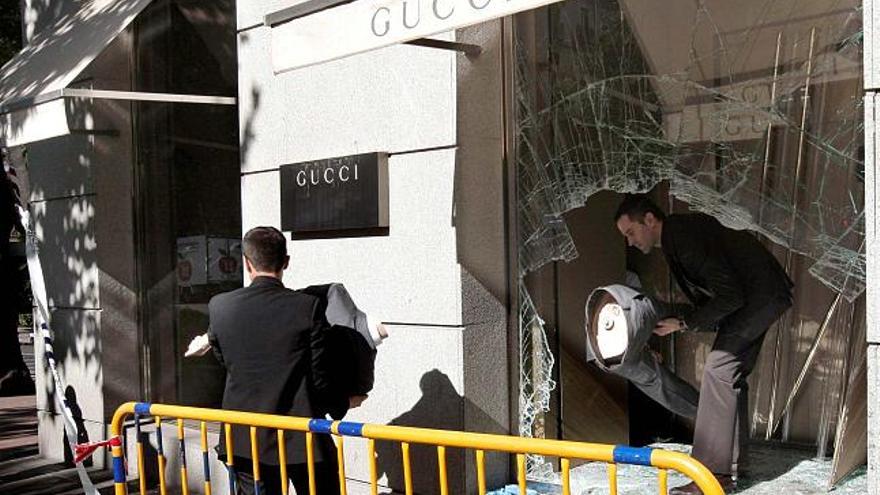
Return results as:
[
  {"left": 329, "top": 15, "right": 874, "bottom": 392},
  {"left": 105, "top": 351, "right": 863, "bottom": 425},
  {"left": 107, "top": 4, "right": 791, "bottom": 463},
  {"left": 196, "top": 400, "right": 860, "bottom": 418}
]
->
[
  {"left": 0, "top": 395, "right": 116, "bottom": 494},
  {"left": 0, "top": 395, "right": 36, "bottom": 455}
]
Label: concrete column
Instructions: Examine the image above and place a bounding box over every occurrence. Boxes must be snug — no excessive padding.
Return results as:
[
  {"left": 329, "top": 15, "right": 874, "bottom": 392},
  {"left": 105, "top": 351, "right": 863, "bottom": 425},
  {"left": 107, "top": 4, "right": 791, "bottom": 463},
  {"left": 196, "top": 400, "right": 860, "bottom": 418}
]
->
[
  {"left": 864, "top": 1, "right": 880, "bottom": 492},
  {"left": 234, "top": 7, "right": 511, "bottom": 492},
  {"left": 26, "top": 28, "right": 138, "bottom": 468}
]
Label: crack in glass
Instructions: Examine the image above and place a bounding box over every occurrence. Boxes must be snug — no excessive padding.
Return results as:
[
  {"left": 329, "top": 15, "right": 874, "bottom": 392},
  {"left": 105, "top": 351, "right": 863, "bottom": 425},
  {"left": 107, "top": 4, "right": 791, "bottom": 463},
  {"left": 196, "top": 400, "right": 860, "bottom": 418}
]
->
[{"left": 515, "top": 0, "right": 864, "bottom": 479}]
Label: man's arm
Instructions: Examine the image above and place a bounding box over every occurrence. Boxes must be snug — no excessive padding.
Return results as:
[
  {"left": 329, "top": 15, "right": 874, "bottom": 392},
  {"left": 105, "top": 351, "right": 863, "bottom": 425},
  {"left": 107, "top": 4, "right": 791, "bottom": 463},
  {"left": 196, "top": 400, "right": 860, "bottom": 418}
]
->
[{"left": 207, "top": 330, "right": 225, "bottom": 367}]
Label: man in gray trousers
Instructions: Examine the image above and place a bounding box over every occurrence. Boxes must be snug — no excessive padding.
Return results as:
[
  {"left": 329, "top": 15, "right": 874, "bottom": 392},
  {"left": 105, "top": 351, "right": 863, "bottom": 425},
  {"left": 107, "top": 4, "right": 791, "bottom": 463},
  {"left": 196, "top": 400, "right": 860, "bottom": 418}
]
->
[{"left": 614, "top": 195, "right": 793, "bottom": 495}]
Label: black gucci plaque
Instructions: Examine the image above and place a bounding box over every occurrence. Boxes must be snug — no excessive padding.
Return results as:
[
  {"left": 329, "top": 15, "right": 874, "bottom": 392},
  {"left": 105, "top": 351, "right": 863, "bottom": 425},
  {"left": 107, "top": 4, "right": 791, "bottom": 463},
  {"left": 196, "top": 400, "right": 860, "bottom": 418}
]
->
[{"left": 280, "top": 152, "right": 389, "bottom": 235}]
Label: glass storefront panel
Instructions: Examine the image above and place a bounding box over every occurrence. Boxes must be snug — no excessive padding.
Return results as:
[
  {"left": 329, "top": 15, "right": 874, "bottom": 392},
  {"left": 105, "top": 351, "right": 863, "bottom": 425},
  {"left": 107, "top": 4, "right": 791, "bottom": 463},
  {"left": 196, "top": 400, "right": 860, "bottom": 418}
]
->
[
  {"left": 514, "top": 0, "right": 864, "bottom": 478},
  {"left": 133, "top": 0, "right": 239, "bottom": 407}
]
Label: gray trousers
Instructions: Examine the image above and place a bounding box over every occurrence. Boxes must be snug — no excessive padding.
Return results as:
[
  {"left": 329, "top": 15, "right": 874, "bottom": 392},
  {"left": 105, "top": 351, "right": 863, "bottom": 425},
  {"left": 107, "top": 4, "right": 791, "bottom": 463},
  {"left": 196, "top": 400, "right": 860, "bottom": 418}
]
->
[
  {"left": 586, "top": 285, "right": 699, "bottom": 419},
  {"left": 690, "top": 294, "right": 792, "bottom": 476},
  {"left": 611, "top": 348, "right": 700, "bottom": 419}
]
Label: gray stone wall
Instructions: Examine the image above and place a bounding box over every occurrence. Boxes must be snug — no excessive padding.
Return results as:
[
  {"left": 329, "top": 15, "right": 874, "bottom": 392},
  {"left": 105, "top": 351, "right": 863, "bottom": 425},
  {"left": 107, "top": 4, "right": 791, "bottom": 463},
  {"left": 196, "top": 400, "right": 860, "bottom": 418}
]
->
[
  {"left": 235, "top": 3, "right": 511, "bottom": 493},
  {"left": 28, "top": 96, "right": 137, "bottom": 469},
  {"left": 23, "top": 23, "right": 138, "bottom": 468},
  {"left": 864, "top": 1, "right": 879, "bottom": 492}
]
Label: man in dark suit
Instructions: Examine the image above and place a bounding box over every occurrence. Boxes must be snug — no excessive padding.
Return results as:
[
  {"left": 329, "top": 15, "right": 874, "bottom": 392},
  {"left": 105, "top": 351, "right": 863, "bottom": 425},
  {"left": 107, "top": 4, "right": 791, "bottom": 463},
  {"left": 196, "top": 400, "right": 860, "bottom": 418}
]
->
[
  {"left": 614, "top": 195, "right": 793, "bottom": 495},
  {"left": 208, "top": 226, "right": 350, "bottom": 495}
]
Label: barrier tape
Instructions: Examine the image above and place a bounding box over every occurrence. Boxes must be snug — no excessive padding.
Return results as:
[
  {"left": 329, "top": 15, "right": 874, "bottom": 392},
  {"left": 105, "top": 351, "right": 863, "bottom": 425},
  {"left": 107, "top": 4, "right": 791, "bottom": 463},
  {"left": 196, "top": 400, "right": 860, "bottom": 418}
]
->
[
  {"left": 18, "top": 206, "right": 99, "bottom": 495},
  {"left": 75, "top": 436, "right": 122, "bottom": 464}
]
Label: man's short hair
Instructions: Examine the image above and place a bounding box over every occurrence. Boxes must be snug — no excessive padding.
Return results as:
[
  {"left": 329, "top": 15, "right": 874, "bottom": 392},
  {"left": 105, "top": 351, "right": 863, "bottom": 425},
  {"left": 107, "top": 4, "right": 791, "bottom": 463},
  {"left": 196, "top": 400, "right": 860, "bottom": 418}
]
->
[
  {"left": 614, "top": 194, "right": 667, "bottom": 223},
  {"left": 242, "top": 226, "right": 288, "bottom": 272}
]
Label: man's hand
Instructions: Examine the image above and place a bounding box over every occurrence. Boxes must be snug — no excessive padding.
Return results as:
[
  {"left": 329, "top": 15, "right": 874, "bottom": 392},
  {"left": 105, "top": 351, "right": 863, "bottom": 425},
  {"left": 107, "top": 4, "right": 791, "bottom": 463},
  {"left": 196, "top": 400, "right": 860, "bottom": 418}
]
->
[
  {"left": 349, "top": 395, "right": 368, "bottom": 409},
  {"left": 654, "top": 318, "right": 684, "bottom": 336}
]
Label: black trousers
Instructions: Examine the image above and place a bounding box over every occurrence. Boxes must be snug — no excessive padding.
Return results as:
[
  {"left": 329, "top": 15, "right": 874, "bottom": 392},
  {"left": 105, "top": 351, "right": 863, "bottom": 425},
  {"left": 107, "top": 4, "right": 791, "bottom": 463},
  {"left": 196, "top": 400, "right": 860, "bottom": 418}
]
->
[{"left": 232, "top": 455, "right": 340, "bottom": 495}]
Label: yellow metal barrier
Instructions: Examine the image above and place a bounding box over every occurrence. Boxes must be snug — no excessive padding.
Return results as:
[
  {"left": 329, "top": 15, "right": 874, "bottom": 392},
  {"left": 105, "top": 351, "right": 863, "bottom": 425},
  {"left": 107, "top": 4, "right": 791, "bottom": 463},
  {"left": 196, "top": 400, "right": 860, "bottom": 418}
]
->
[{"left": 110, "top": 402, "right": 724, "bottom": 495}]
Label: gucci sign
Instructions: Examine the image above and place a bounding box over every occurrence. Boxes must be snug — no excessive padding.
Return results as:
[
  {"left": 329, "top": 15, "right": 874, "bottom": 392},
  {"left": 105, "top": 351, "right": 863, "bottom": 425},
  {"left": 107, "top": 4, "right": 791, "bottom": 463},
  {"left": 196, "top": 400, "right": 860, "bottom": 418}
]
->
[{"left": 280, "top": 152, "right": 389, "bottom": 235}]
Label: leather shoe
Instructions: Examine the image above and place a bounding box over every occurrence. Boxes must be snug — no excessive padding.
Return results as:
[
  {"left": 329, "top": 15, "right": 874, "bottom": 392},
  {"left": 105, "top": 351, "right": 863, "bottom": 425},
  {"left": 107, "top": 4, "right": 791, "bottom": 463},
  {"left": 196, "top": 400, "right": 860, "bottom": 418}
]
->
[{"left": 669, "top": 475, "right": 736, "bottom": 494}]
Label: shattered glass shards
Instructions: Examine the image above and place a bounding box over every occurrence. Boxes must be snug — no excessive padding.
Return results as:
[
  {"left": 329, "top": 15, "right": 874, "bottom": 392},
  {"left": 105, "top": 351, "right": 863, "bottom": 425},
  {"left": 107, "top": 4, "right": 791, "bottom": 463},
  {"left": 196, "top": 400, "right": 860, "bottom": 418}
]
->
[
  {"left": 517, "top": 279, "right": 559, "bottom": 478},
  {"left": 488, "top": 443, "right": 867, "bottom": 494},
  {"left": 515, "top": 1, "right": 864, "bottom": 297},
  {"left": 514, "top": 0, "right": 866, "bottom": 481},
  {"left": 566, "top": 443, "right": 866, "bottom": 495},
  {"left": 807, "top": 212, "right": 866, "bottom": 300}
]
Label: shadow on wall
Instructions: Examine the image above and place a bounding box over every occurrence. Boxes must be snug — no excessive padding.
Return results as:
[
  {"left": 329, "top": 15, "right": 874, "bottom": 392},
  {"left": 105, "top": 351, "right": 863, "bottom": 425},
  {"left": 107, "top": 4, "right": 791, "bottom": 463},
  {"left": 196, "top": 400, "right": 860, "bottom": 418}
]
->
[
  {"left": 22, "top": 109, "right": 103, "bottom": 421},
  {"left": 61, "top": 385, "right": 91, "bottom": 467},
  {"left": 35, "top": 272, "right": 102, "bottom": 422},
  {"left": 21, "top": 0, "right": 77, "bottom": 44},
  {"left": 376, "top": 370, "right": 462, "bottom": 495},
  {"left": 3, "top": 0, "right": 153, "bottom": 141},
  {"left": 239, "top": 83, "right": 261, "bottom": 167},
  {"left": 234, "top": 24, "right": 259, "bottom": 167},
  {"left": 375, "top": 369, "right": 506, "bottom": 495}
]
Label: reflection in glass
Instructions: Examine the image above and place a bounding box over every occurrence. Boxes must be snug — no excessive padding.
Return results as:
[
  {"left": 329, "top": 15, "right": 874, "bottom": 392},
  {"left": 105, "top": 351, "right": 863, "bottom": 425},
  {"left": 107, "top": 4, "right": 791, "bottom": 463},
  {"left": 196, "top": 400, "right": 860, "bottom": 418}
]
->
[
  {"left": 515, "top": 0, "right": 865, "bottom": 482},
  {"left": 133, "top": 0, "right": 239, "bottom": 408}
]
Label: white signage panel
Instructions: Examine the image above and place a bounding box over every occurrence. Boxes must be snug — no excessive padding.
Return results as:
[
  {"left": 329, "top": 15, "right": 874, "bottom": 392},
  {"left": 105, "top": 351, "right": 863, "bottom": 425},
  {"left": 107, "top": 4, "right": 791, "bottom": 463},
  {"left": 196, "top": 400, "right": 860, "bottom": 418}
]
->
[{"left": 271, "top": 0, "right": 567, "bottom": 73}]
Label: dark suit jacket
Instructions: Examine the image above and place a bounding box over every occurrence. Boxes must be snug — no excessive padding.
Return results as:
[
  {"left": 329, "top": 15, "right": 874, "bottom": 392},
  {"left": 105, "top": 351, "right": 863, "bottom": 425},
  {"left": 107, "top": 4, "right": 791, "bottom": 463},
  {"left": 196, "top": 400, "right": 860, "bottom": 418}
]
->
[
  {"left": 662, "top": 213, "right": 793, "bottom": 333},
  {"left": 208, "top": 276, "right": 345, "bottom": 465},
  {"left": 301, "top": 284, "right": 377, "bottom": 408}
]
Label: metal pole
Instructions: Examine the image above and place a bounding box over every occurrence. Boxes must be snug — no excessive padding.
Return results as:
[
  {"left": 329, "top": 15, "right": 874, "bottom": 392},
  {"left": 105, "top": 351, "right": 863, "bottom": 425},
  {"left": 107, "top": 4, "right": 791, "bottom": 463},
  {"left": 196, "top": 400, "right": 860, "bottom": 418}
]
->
[
  {"left": 403, "top": 38, "right": 483, "bottom": 57},
  {"left": 769, "top": 293, "right": 841, "bottom": 436},
  {"left": 667, "top": 192, "right": 676, "bottom": 372},
  {"left": 768, "top": 234, "right": 864, "bottom": 437},
  {"left": 757, "top": 32, "right": 783, "bottom": 226},
  {"left": 752, "top": 31, "right": 782, "bottom": 437},
  {"left": 766, "top": 27, "right": 816, "bottom": 440}
]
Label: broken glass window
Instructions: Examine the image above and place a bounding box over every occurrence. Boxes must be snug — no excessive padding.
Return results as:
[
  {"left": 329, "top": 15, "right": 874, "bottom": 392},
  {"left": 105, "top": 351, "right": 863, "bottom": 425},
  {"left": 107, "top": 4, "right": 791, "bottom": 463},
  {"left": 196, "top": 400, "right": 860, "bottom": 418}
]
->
[{"left": 514, "top": 0, "right": 866, "bottom": 482}]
